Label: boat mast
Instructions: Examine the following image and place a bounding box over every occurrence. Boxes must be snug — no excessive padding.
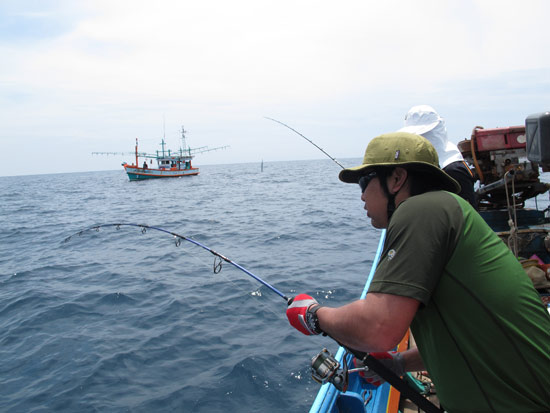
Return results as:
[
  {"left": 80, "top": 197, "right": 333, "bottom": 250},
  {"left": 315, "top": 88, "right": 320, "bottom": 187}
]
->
[
  {"left": 160, "top": 138, "right": 167, "bottom": 157},
  {"left": 135, "top": 138, "right": 138, "bottom": 166},
  {"left": 158, "top": 117, "right": 167, "bottom": 158},
  {"left": 181, "top": 126, "right": 189, "bottom": 156}
]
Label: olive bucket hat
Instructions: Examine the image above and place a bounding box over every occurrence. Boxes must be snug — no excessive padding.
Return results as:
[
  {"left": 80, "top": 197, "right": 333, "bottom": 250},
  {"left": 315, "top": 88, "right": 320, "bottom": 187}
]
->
[{"left": 338, "top": 132, "right": 461, "bottom": 193}]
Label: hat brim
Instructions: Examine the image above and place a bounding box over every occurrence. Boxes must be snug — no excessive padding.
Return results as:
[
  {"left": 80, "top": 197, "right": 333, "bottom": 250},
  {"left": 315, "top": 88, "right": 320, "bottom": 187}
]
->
[
  {"left": 338, "top": 161, "right": 461, "bottom": 194},
  {"left": 398, "top": 122, "right": 439, "bottom": 136}
]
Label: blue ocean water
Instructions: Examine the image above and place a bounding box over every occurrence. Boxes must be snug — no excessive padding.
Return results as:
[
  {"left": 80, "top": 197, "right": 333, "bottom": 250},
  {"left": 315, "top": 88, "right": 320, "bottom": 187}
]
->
[{"left": 0, "top": 159, "right": 383, "bottom": 412}]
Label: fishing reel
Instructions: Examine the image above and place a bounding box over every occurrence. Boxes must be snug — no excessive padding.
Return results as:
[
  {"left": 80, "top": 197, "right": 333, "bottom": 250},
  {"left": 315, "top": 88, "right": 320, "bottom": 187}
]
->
[
  {"left": 311, "top": 348, "right": 349, "bottom": 392},
  {"left": 311, "top": 348, "right": 444, "bottom": 413}
]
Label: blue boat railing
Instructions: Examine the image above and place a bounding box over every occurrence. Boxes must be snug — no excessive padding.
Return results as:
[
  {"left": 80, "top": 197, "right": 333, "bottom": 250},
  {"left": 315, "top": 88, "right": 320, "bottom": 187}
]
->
[{"left": 309, "top": 230, "right": 387, "bottom": 413}]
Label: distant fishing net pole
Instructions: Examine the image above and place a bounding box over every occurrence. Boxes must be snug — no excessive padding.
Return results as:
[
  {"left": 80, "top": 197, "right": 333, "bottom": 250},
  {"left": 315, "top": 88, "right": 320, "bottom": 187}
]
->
[
  {"left": 265, "top": 117, "right": 345, "bottom": 169},
  {"left": 64, "top": 223, "right": 289, "bottom": 302}
]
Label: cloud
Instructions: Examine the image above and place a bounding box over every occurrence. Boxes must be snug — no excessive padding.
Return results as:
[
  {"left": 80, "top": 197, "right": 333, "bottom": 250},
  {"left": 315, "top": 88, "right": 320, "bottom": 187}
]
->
[
  {"left": 1, "top": 1, "right": 550, "bottom": 176},
  {"left": 4, "top": 1, "right": 550, "bottom": 99}
]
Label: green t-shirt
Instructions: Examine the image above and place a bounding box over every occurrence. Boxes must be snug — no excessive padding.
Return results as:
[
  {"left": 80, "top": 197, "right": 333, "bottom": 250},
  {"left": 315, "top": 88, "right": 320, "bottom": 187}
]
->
[{"left": 370, "top": 191, "right": 550, "bottom": 412}]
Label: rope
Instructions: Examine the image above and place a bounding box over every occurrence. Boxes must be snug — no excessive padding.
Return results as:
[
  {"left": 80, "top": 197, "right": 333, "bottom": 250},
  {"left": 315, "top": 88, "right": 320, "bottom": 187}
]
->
[
  {"left": 470, "top": 127, "right": 485, "bottom": 184},
  {"left": 504, "top": 171, "right": 519, "bottom": 257}
]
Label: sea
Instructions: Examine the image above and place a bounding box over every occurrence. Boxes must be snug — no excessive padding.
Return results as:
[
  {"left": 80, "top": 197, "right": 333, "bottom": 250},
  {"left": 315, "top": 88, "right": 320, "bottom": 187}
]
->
[{"left": 0, "top": 159, "right": 384, "bottom": 412}]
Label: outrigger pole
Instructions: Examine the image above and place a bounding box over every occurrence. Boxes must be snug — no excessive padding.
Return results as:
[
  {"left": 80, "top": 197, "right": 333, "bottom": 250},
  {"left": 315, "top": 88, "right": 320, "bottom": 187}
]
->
[{"left": 64, "top": 223, "right": 289, "bottom": 302}]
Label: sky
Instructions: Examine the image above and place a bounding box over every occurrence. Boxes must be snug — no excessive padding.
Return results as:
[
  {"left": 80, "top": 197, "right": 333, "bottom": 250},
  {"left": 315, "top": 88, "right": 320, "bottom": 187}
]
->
[{"left": 1, "top": 0, "right": 550, "bottom": 177}]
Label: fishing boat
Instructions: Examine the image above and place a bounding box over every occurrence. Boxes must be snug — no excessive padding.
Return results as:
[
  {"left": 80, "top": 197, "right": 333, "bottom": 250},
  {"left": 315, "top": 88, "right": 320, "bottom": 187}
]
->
[
  {"left": 94, "top": 126, "right": 228, "bottom": 181},
  {"left": 310, "top": 111, "right": 550, "bottom": 413}
]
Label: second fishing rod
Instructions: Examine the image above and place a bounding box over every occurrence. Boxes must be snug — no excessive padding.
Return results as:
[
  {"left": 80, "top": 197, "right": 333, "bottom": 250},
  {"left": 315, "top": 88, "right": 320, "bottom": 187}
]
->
[{"left": 266, "top": 117, "right": 443, "bottom": 412}]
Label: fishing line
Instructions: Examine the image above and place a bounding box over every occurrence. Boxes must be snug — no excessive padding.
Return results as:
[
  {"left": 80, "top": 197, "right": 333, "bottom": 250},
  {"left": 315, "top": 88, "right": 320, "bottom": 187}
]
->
[
  {"left": 265, "top": 117, "right": 345, "bottom": 170},
  {"left": 64, "top": 223, "right": 289, "bottom": 302}
]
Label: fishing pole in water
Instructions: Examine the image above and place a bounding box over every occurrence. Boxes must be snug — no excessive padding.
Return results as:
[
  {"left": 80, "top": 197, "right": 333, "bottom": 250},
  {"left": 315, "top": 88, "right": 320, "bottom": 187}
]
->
[
  {"left": 64, "top": 223, "right": 289, "bottom": 302},
  {"left": 264, "top": 117, "right": 345, "bottom": 170}
]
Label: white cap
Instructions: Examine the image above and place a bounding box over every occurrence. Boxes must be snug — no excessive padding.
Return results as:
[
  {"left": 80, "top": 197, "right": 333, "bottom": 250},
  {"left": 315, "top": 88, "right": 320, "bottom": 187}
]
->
[{"left": 398, "top": 105, "right": 463, "bottom": 168}]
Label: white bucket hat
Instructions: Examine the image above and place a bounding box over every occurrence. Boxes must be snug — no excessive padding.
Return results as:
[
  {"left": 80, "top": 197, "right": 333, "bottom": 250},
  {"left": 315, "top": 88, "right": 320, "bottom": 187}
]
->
[{"left": 398, "top": 105, "right": 464, "bottom": 168}]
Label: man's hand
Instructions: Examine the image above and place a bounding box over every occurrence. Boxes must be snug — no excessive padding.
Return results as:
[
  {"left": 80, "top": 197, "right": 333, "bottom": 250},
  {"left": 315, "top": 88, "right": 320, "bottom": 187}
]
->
[
  {"left": 353, "top": 351, "right": 405, "bottom": 386},
  {"left": 286, "top": 294, "right": 322, "bottom": 335}
]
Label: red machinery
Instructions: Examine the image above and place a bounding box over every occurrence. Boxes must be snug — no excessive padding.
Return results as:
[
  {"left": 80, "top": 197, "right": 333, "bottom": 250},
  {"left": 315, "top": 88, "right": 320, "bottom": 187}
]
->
[{"left": 458, "top": 113, "right": 550, "bottom": 210}]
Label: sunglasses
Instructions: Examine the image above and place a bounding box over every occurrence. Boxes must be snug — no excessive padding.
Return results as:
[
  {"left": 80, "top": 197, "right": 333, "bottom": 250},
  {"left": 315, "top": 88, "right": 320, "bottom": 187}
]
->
[{"left": 358, "top": 171, "right": 377, "bottom": 193}]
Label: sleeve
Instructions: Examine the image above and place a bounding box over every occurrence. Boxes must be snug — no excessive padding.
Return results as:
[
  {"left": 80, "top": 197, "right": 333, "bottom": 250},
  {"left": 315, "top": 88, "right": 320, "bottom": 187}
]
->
[
  {"left": 443, "top": 161, "right": 477, "bottom": 207},
  {"left": 368, "top": 192, "right": 463, "bottom": 305}
]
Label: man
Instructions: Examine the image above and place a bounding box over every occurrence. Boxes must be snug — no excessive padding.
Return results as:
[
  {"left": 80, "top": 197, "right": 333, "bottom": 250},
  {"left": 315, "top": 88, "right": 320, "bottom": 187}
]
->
[
  {"left": 286, "top": 132, "right": 550, "bottom": 412},
  {"left": 399, "top": 105, "right": 477, "bottom": 207}
]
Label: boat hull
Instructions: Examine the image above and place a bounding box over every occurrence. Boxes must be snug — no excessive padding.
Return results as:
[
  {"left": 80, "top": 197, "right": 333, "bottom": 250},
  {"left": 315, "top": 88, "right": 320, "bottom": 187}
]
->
[{"left": 123, "top": 165, "right": 199, "bottom": 181}]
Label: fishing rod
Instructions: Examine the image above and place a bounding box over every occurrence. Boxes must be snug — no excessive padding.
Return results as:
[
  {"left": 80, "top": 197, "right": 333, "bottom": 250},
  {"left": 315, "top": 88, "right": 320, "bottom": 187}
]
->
[
  {"left": 264, "top": 117, "right": 345, "bottom": 170},
  {"left": 63, "top": 223, "right": 289, "bottom": 302},
  {"left": 65, "top": 223, "right": 441, "bottom": 411}
]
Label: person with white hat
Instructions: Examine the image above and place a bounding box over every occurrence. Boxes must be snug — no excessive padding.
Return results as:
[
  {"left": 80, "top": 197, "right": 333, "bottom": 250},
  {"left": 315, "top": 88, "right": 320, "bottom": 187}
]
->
[
  {"left": 399, "top": 105, "right": 477, "bottom": 207},
  {"left": 285, "top": 132, "right": 550, "bottom": 412}
]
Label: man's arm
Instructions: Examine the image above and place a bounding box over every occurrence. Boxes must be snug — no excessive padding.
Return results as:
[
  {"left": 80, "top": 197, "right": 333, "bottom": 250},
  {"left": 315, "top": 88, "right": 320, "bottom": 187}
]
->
[{"left": 316, "top": 292, "right": 420, "bottom": 352}]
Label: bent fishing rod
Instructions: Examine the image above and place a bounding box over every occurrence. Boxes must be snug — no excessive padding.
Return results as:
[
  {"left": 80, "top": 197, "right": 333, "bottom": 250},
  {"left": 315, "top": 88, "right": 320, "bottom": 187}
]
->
[
  {"left": 65, "top": 223, "right": 441, "bottom": 412},
  {"left": 264, "top": 117, "right": 345, "bottom": 170},
  {"left": 64, "top": 223, "right": 289, "bottom": 302}
]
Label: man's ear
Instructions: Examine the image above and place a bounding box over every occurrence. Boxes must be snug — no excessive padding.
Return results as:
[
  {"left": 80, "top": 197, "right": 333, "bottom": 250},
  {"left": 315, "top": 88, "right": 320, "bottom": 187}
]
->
[{"left": 388, "top": 167, "right": 408, "bottom": 194}]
